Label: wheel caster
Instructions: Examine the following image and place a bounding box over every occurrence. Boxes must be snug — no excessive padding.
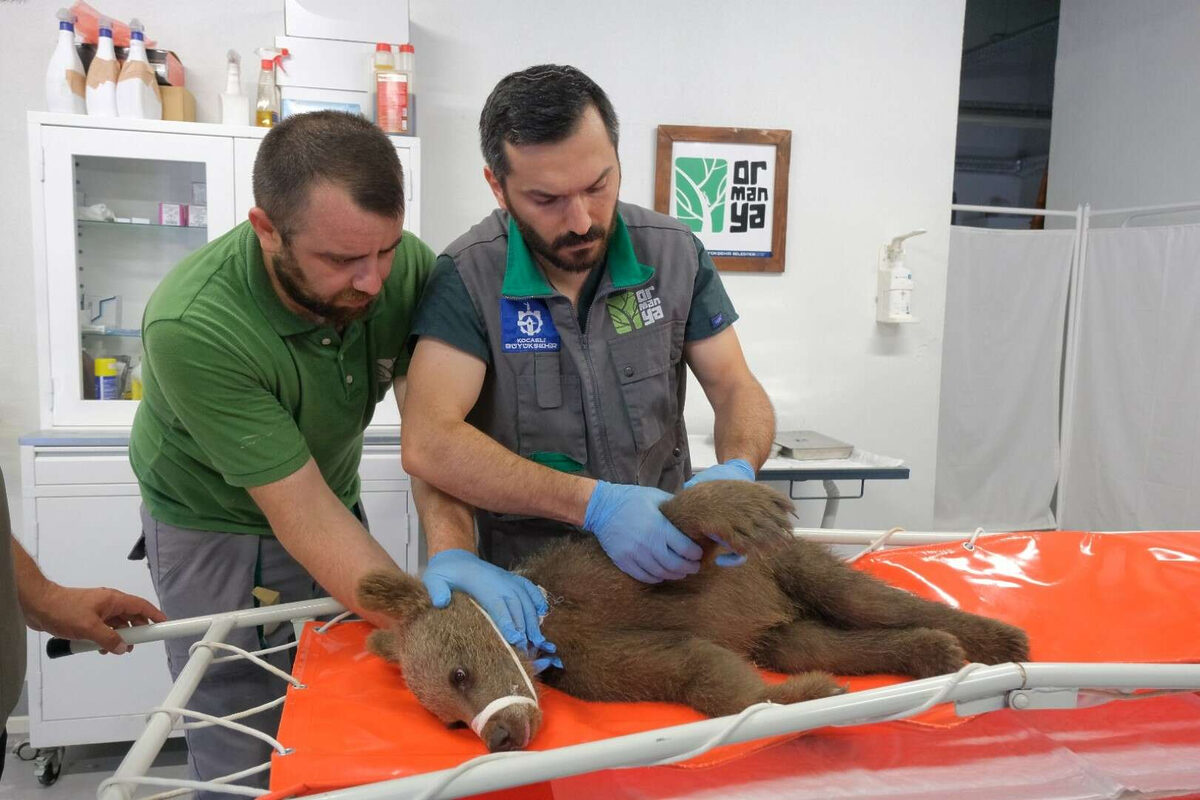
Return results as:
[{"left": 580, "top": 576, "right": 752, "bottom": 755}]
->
[{"left": 34, "top": 745, "right": 64, "bottom": 786}]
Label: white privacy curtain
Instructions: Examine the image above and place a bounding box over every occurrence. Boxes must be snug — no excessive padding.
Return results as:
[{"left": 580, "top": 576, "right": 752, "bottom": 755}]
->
[
  {"left": 1060, "top": 223, "right": 1200, "bottom": 530},
  {"left": 935, "top": 227, "right": 1075, "bottom": 531}
]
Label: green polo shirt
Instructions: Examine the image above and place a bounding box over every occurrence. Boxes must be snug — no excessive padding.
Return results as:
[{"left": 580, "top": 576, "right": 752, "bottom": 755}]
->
[
  {"left": 412, "top": 215, "right": 738, "bottom": 362},
  {"left": 130, "top": 221, "right": 435, "bottom": 535}
]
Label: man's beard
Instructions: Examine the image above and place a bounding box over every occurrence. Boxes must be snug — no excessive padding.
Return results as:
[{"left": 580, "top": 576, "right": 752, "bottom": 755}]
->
[
  {"left": 507, "top": 196, "right": 618, "bottom": 275},
  {"left": 272, "top": 242, "right": 375, "bottom": 326}
]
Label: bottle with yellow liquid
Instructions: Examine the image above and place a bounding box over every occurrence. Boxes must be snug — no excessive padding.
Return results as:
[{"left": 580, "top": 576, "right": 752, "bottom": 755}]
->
[{"left": 254, "top": 48, "right": 287, "bottom": 127}]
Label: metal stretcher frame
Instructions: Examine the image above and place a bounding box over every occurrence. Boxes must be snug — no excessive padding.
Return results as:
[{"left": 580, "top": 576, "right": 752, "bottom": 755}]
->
[{"left": 81, "top": 527, "right": 1200, "bottom": 800}]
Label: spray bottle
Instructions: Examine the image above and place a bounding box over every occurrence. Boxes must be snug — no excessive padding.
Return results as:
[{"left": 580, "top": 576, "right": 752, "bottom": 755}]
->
[
  {"left": 875, "top": 229, "right": 926, "bottom": 323},
  {"left": 220, "top": 50, "right": 250, "bottom": 125},
  {"left": 46, "top": 8, "right": 86, "bottom": 114},
  {"left": 85, "top": 16, "right": 118, "bottom": 117},
  {"left": 116, "top": 18, "right": 161, "bottom": 119},
  {"left": 254, "top": 47, "right": 288, "bottom": 127}
]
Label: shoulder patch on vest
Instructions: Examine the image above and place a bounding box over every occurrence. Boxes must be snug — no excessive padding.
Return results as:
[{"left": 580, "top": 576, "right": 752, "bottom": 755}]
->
[{"left": 500, "top": 299, "right": 561, "bottom": 352}]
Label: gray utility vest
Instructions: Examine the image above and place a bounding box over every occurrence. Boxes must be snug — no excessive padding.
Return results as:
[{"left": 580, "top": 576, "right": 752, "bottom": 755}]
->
[{"left": 446, "top": 202, "right": 699, "bottom": 568}]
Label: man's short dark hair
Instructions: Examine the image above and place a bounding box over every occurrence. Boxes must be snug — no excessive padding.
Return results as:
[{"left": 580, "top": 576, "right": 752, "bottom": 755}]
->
[
  {"left": 253, "top": 111, "right": 405, "bottom": 239},
  {"left": 479, "top": 64, "right": 619, "bottom": 183}
]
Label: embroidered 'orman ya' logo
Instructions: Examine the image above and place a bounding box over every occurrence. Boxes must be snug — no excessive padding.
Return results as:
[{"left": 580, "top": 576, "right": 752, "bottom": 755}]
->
[{"left": 606, "top": 286, "right": 664, "bottom": 334}]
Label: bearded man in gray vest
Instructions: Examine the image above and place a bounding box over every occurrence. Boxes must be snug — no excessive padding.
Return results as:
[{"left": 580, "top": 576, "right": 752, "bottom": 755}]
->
[{"left": 402, "top": 64, "right": 775, "bottom": 661}]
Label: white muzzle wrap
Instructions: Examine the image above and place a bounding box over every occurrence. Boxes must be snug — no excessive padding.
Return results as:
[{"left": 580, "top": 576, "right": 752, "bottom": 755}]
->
[
  {"left": 465, "top": 596, "right": 541, "bottom": 737},
  {"left": 470, "top": 695, "right": 539, "bottom": 737}
]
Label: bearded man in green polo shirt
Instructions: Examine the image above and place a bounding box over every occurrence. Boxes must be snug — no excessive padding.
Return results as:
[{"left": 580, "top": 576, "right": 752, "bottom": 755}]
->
[
  {"left": 128, "top": 111, "right": 435, "bottom": 796},
  {"left": 402, "top": 65, "right": 776, "bottom": 666}
]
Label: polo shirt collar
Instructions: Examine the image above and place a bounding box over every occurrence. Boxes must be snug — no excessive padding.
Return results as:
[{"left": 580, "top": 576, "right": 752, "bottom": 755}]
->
[
  {"left": 243, "top": 224, "right": 380, "bottom": 337},
  {"left": 500, "top": 211, "right": 655, "bottom": 299}
]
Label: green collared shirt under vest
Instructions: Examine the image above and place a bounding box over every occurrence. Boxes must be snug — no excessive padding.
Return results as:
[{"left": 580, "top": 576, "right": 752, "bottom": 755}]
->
[{"left": 413, "top": 214, "right": 736, "bottom": 364}]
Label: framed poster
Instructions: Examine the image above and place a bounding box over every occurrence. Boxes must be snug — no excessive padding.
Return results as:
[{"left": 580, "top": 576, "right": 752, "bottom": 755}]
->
[{"left": 654, "top": 125, "right": 791, "bottom": 273}]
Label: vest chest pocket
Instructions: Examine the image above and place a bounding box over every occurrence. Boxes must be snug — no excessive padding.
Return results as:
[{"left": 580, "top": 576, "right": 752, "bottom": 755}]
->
[
  {"left": 608, "top": 321, "right": 683, "bottom": 452},
  {"left": 515, "top": 353, "right": 589, "bottom": 473}
]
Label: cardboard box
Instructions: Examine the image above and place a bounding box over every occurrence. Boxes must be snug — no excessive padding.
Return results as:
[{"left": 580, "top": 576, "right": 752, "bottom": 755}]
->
[
  {"left": 275, "top": 36, "right": 376, "bottom": 94},
  {"left": 285, "top": 0, "right": 408, "bottom": 44},
  {"left": 161, "top": 86, "right": 196, "bottom": 122},
  {"left": 280, "top": 86, "right": 369, "bottom": 120}
]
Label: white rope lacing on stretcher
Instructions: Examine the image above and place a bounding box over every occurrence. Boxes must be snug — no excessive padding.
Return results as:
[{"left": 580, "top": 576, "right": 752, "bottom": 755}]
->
[
  {"left": 206, "top": 610, "right": 356, "bottom": 665},
  {"left": 849, "top": 526, "right": 990, "bottom": 562},
  {"left": 186, "top": 640, "right": 306, "bottom": 687},
  {"left": 211, "top": 639, "right": 298, "bottom": 664},
  {"left": 842, "top": 662, "right": 986, "bottom": 724},
  {"left": 963, "top": 527, "right": 987, "bottom": 550},
  {"left": 146, "top": 706, "right": 291, "bottom": 755},
  {"left": 175, "top": 696, "right": 287, "bottom": 730},
  {"left": 99, "top": 616, "right": 360, "bottom": 799},
  {"left": 847, "top": 526, "right": 906, "bottom": 563},
  {"left": 98, "top": 761, "right": 272, "bottom": 799},
  {"left": 316, "top": 610, "right": 355, "bottom": 632}
]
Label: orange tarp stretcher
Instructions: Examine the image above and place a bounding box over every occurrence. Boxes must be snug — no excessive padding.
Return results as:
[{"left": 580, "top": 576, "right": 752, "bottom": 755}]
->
[{"left": 265, "top": 531, "right": 1200, "bottom": 799}]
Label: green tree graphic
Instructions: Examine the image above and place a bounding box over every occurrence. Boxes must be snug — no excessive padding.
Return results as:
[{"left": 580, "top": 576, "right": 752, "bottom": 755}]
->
[
  {"left": 674, "top": 157, "right": 728, "bottom": 233},
  {"left": 605, "top": 291, "right": 644, "bottom": 334}
]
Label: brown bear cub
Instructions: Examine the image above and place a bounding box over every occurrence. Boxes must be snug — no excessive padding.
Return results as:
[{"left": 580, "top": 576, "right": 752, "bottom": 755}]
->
[{"left": 358, "top": 481, "right": 1029, "bottom": 752}]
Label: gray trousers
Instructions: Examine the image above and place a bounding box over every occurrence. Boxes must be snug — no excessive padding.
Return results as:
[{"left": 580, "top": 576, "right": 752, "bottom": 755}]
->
[{"left": 137, "top": 505, "right": 361, "bottom": 798}]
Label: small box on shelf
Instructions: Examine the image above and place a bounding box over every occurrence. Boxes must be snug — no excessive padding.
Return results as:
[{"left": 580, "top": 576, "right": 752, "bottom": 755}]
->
[
  {"left": 187, "top": 205, "right": 207, "bottom": 227},
  {"left": 161, "top": 87, "right": 196, "bottom": 122},
  {"left": 159, "top": 203, "right": 187, "bottom": 226}
]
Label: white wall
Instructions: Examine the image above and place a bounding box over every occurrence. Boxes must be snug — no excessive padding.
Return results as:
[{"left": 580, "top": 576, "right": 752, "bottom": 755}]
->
[
  {"left": 0, "top": 0, "right": 967, "bottom": 533},
  {"left": 1047, "top": 0, "right": 1200, "bottom": 219}
]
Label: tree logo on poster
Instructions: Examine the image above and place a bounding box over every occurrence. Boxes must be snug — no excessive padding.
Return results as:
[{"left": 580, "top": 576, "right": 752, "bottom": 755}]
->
[{"left": 674, "top": 157, "right": 728, "bottom": 234}]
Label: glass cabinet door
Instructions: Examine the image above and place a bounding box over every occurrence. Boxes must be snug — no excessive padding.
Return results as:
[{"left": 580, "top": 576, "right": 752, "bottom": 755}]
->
[{"left": 41, "top": 126, "right": 235, "bottom": 426}]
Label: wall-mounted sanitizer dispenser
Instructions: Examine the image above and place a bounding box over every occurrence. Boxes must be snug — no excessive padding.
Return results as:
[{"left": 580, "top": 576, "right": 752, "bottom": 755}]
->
[{"left": 876, "top": 229, "right": 926, "bottom": 323}]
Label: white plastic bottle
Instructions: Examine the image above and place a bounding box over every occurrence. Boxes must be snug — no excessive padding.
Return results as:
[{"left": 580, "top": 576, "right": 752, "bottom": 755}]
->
[
  {"left": 85, "top": 16, "right": 118, "bottom": 117},
  {"left": 397, "top": 43, "right": 416, "bottom": 135},
  {"left": 45, "top": 8, "right": 86, "bottom": 114},
  {"left": 116, "top": 18, "right": 161, "bottom": 119},
  {"left": 219, "top": 50, "right": 250, "bottom": 125}
]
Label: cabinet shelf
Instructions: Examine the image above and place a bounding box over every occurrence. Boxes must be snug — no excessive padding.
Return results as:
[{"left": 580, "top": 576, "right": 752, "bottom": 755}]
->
[
  {"left": 81, "top": 327, "right": 142, "bottom": 338},
  {"left": 76, "top": 218, "right": 207, "bottom": 231}
]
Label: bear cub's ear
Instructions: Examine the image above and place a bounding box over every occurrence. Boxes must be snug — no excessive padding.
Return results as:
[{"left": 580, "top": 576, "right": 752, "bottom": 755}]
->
[{"left": 357, "top": 569, "right": 432, "bottom": 627}]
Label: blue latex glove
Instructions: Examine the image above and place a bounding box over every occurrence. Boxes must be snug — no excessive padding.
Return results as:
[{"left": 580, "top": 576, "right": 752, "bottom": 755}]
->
[
  {"left": 685, "top": 459, "right": 756, "bottom": 568},
  {"left": 583, "top": 481, "right": 703, "bottom": 583},
  {"left": 683, "top": 457, "right": 756, "bottom": 488},
  {"left": 528, "top": 644, "right": 564, "bottom": 674},
  {"left": 422, "top": 549, "right": 555, "bottom": 655}
]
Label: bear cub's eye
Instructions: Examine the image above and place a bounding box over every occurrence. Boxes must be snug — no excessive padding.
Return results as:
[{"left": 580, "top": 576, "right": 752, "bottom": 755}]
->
[{"left": 450, "top": 667, "right": 470, "bottom": 689}]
